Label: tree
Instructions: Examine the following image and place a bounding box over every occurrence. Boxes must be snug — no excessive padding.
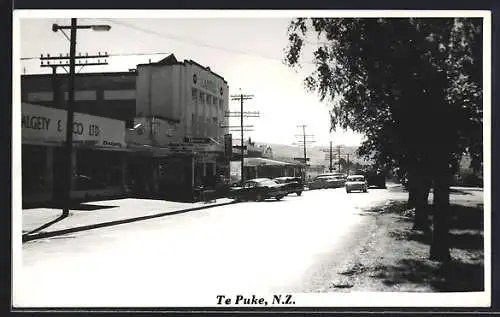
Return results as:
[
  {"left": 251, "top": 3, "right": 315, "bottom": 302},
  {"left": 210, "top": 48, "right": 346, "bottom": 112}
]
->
[{"left": 284, "top": 18, "right": 482, "bottom": 261}]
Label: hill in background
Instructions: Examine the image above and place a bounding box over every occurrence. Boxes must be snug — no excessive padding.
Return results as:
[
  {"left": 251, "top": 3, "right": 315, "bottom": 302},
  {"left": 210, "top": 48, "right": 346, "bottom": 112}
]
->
[{"left": 254, "top": 142, "right": 371, "bottom": 166}]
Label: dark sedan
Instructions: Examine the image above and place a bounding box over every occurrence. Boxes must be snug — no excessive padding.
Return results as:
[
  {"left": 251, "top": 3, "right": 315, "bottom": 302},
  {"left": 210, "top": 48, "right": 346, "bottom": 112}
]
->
[
  {"left": 228, "top": 178, "right": 289, "bottom": 201},
  {"left": 273, "top": 177, "right": 304, "bottom": 196},
  {"left": 364, "top": 170, "right": 387, "bottom": 189}
]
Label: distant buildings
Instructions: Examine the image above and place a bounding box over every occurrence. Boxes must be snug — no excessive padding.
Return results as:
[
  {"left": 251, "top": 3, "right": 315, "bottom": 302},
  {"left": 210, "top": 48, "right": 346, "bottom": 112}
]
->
[
  {"left": 21, "top": 54, "right": 232, "bottom": 204},
  {"left": 228, "top": 138, "right": 302, "bottom": 182}
]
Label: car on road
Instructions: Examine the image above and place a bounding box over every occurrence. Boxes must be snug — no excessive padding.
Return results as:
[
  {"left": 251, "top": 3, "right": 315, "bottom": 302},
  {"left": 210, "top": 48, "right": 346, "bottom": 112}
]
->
[
  {"left": 228, "top": 178, "right": 289, "bottom": 201},
  {"left": 308, "top": 176, "right": 329, "bottom": 190},
  {"left": 273, "top": 176, "right": 304, "bottom": 196},
  {"left": 345, "top": 175, "right": 368, "bottom": 193},
  {"left": 308, "top": 174, "right": 345, "bottom": 190},
  {"left": 360, "top": 169, "right": 387, "bottom": 189}
]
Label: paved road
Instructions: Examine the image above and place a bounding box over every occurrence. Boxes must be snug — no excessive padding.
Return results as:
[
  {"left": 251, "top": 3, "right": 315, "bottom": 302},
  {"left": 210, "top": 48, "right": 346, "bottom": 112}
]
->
[{"left": 15, "top": 187, "right": 403, "bottom": 307}]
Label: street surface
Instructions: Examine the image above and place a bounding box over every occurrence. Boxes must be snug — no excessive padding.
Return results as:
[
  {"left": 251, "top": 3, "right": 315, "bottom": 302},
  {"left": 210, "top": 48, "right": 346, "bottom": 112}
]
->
[{"left": 16, "top": 187, "right": 405, "bottom": 307}]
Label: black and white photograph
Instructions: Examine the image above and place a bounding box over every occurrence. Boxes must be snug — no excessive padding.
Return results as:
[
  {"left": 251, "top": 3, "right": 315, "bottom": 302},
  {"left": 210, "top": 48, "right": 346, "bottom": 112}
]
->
[{"left": 12, "top": 10, "right": 491, "bottom": 308}]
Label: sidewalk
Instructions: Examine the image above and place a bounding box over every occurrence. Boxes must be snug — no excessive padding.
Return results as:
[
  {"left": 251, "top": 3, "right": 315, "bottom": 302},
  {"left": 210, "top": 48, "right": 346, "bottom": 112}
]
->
[{"left": 22, "top": 198, "right": 235, "bottom": 241}]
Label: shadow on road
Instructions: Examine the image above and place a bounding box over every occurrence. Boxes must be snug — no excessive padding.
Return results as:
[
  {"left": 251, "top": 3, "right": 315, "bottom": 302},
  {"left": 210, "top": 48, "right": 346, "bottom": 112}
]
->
[
  {"left": 23, "top": 203, "right": 117, "bottom": 236},
  {"left": 23, "top": 202, "right": 118, "bottom": 211},
  {"left": 449, "top": 189, "right": 473, "bottom": 195},
  {"left": 371, "top": 258, "right": 484, "bottom": 292},
  {"left": 24, "top": 214, "right": 68, "bottom": 235},
  {"left": 366, "top": 200, "right": 484, "bottom": 292}
]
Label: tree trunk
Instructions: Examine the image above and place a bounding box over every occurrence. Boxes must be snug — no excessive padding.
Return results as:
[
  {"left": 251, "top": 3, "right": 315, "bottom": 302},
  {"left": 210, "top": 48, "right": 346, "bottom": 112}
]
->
[
  {"left": 407, "top": 169, "right": 416, "bottom": 208},
  {"left": 409, "top": 168, "right": 431, "bottom": 232},
  {"left": 430, "top": 163, "right": 452, "bottom": 262}
]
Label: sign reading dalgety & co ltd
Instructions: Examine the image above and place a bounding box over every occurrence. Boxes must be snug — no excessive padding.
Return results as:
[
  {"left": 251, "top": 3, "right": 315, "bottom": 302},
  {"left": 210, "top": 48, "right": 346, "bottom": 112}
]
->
[{"left": 21, "top": 103, "right": 126, "bottom": 148}]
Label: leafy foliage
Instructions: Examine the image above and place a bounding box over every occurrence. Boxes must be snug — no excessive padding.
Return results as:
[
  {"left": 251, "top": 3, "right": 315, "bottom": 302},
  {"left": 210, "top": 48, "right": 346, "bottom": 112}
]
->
[{"left": 284, "top": 18, "right": 483, "bottom": 173}]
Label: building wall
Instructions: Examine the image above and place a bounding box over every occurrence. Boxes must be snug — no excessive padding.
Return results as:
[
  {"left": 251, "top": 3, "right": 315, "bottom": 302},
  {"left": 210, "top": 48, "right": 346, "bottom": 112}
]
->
[
  {"left": 21, "top": 72, "right": 137, "bottom": 128},
  {"left": 136, "top": 60, "right": 229, "bottom": 144},
  {"left": 21, "top": 102, "right": 129, "bottom": 206}
]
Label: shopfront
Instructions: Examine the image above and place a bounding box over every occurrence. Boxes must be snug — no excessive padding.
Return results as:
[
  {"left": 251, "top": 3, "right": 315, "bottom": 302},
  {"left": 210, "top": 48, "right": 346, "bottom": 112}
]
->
[
  {"left": 125, "top": 138, "right": 225, "bottom": 202},
  {"left": 21, "top": 102, "right": 128, "bottom": 205}
]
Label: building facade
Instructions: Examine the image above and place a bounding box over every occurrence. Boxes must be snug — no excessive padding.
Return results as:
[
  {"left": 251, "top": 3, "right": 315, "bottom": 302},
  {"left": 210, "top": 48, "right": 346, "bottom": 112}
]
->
[
  {"left": 21, "top": 102, "right": 128, "bottom": 205},
  {"left": 21, "top": 54, "right": 232, "bottom": 204},
  {"left": 22, "top": 71, "right": 137, "bottom": 128},
  {"left": 129, "top": 55, "right": 230, "bottom": 200},
  {"left": 134, "top": 54, "right": 229, "bottom": 142}
]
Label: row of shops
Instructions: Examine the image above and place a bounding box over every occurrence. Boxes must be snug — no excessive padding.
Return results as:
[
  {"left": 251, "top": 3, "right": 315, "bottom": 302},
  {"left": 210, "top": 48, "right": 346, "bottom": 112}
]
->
[
  {"left": 21, "top": 102, "right": 230, "bottom": 206},
  {"left": 22, "top": 102, "right": 302, "bottom": 206}
]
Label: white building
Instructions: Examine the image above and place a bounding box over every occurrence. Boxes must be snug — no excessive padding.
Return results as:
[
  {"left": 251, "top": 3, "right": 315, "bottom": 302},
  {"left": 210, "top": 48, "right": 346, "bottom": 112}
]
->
[
  {"left": 127, "top": 55, "right": 232, "bottom": 200},
  {"left": 134, "top": 54, "right": 229, "bottom": 145}
]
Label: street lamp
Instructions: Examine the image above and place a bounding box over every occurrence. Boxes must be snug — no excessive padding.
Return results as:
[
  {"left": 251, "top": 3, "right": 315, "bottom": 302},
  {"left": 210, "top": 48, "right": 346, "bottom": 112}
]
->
[
  {"left": 52, "top": 18, "right": 111, "bottom": 216},
  {"left": 52, "top": 23, "right": 111, "bottom": 33}
]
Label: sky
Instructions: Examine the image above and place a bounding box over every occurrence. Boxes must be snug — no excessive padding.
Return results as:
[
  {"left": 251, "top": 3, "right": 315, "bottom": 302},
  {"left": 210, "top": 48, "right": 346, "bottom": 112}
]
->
[{"left": 17, "top": 14, "right": 366, "bottom": 148}]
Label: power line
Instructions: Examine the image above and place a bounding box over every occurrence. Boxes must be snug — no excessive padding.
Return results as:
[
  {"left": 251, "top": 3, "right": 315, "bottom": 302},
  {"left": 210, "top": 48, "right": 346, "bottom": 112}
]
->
[
  {"left": 102, "top": 18, "right": 294, "bottom": 62},
  {"left": 21, "top": 18, "right": 319, "bottom": 65},
  {"left": 293, "top": 124, "right": 315, "bottom": 180},
  {"left": 226, "top": 92, "right": 258, "bottom": 182},
  {"left": 21, "top": 51, "right": 172, "bottom": 61}
]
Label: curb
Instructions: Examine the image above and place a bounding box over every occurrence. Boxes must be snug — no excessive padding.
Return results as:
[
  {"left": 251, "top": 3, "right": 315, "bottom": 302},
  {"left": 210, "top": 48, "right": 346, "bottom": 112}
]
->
[{"left": 22, "top": 200, "right": 238, "bottom": 243}]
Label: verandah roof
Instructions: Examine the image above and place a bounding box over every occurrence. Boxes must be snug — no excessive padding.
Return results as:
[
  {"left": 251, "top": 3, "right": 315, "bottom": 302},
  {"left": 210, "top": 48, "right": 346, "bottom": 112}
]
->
[{"left": 243, "top": 157, "right": 302, "bottom": 167}]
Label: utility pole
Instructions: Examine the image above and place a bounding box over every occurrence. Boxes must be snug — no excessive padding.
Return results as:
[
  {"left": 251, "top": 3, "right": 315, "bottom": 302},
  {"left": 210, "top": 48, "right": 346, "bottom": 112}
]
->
[
  {"left": 302, "top": 125, "right": 307, "bottom": 165},
  {"left": 49, "top": 19, "right": 111, "bottom": 216},
  {"left": 329, "top": 141, "right": 333, "bottom": 172},
  {"left": 346, "top": 153, "right": 350, "bottom": 176},
  {"left": 338, "top": 146, "right": 341, "bottom": 172},
  {"left": 226, "top": 92, "right": 258, "bottom": 182},
  {"left": 293, "top": 125, "right": 315, "bottom": 181},
  {"left": 322, "top": 143, "right": 353, "bottom": 174}
]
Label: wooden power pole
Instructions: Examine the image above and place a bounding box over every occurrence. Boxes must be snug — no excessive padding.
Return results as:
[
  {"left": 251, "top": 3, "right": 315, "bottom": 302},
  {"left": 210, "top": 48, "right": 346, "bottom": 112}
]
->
[{"left": 226, "top": 92, "right": 259, "bottom": 182}]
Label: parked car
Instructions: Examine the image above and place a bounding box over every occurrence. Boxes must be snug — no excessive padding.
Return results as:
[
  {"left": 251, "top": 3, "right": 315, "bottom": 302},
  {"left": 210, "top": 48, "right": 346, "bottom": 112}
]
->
[
  {"left": 308, "top": 176, "right": 329, "bottom": 190},
  {"left": 228, "top": 178, "right": 289, "bottom": 201},
  {"left": 309, "top": 174, "right": 345, "bottom": 189},
  {"left": 274, "top": 177, "right": 304, "bottom": 196},
  {"left": 345, "top": 175, "right": 368, "bottom": 193},
  {"left": 364, "top": 169, "right": 387, "bottom": 189}
]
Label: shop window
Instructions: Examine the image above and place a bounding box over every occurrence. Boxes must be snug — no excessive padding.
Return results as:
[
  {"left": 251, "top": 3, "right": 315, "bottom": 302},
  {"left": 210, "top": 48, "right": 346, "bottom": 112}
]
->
[
  {"left": 76, "top": 149, "right": 123, "bottom": 190},
  {"left": 192, "top": 88, "right": 198, "bottom": 102},
  {"left": 22, "top": 145, "right": 47, "bottom": 195}
]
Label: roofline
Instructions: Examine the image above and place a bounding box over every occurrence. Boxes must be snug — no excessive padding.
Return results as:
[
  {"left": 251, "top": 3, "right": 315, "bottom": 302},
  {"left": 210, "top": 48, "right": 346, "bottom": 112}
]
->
[
  {"left": 136, "top": 61, "right": 184, "bottom": 67},
  {"left": 22, "top": 71, "right": 137, "bottom": 78},
  {"left": 137, "top": 59, "right": 228, "bottom": 84},
  {"left": 185, "top": 59, "right": 227, "bottom": 83}
]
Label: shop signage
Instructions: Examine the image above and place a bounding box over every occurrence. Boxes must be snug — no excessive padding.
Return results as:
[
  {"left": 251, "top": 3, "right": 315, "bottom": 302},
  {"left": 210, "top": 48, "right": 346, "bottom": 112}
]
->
[
  {"left": 230, "top": 161, "right": 242, "bottom": 182},
  {"left": 22, "top": 103, "right": 126, "bottom": 148},
  {"left": 167, "top": 141, "right": 222, "bottom": 153},
  {"left": 190, "top": 137, "right": 211, "bottom": 144}
]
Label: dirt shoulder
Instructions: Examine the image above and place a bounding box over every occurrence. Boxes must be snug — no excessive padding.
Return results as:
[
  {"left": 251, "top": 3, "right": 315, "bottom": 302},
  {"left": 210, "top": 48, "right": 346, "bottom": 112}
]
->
[{"left": 324, "top": 197, "right": 484, "bottom": 292}]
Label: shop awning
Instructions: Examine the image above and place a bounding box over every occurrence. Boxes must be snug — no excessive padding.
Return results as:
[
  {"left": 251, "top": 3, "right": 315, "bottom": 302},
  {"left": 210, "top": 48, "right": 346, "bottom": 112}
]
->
[{"left": 243, "top": 157, "right": 302, "bottom": 167}]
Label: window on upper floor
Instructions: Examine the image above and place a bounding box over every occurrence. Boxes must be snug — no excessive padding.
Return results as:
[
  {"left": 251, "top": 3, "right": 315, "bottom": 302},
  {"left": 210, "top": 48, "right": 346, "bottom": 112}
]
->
[
  {"left": 192, "top": 88, "right": 198, "bottom": 102},
  {"left": 199, "top": 91, "right": 205, "bottom": 104},
  {"left": 212, "top": 96, "right": 217, "bottom": 105}
]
